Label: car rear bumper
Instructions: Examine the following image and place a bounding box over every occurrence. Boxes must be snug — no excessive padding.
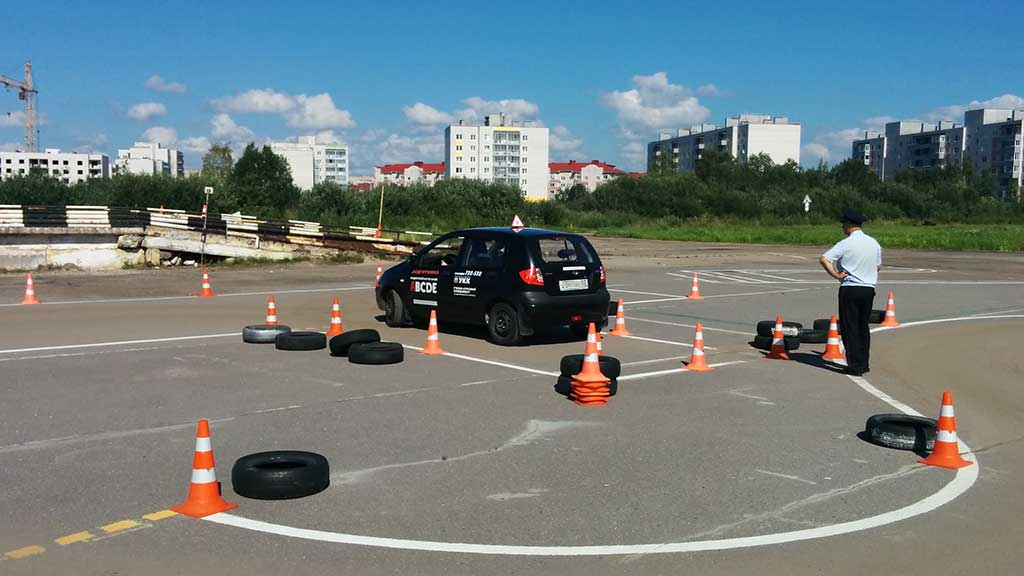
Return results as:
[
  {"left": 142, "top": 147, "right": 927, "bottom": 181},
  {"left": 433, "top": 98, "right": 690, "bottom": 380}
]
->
[{"left": 515, "top": 288, "right": 610, "bottom": 335}]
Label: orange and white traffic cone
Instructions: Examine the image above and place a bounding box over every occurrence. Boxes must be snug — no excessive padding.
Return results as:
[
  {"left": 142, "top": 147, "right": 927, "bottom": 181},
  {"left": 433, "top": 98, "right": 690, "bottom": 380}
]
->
[
  {"left": 170, "top": 419, "right": 237, "bottom": 518},
  {"left": 326, "top": 296, "right": 344, "bottom": 337},
  {"left": 766, "top": 315, "right": 790, "bottom": 360},
  {"left": 684, "top": 322, "right": 713, "bottom": 371},
  {"left": 687, "top": 273, "right": 703, "bottom": 300},
  {"left": 420, "top": 310, "right": 445, "bottom": 355},
  {"left": 595, "top": 329, "right": 603, "bottom": 357},
  {"left": 820, "top": 314, "right": 845, "bottom": 361},
  {"left": 569, "top": 323, "right": 611, "bottom": 406},
  {"left": 375, "top": 263, "right": 382, "bottom": 288},
  {"left": 608, "top": 298, "right": 632, "bottom": 336},
  {"left": 880, "top": 291, "right": 900, "bottom": 327},
  {"left": 919, "top": 391, "right": 972, "bottom": 469},
  {"left": 21, "top": 273, "right": 40, "bottom": 305},
  {"left": 199, "top": 268, "right": 215, "bottom": 297},
  {"left": 265, "top": 296, "right": 278, "bottom": 326}
]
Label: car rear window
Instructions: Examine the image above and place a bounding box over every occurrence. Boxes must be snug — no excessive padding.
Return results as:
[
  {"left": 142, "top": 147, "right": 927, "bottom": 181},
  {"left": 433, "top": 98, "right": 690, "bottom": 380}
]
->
[{"left": 533, "top": 236, "right": 596, "bottom": 265}]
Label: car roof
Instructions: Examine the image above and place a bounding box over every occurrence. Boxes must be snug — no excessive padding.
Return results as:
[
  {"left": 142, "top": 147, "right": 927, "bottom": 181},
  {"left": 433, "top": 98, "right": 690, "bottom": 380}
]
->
[{"left": 457, "top": 227, "right": 582, "bottom": 238}]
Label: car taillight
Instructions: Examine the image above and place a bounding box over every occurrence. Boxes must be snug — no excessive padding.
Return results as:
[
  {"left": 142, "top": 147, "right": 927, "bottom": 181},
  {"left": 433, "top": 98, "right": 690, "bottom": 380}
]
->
[
  {"left": 519, "top": 267, "right": 544, "bottom": 286},
  {"left": 599, "top": 265, "right": 606, "bottom": 285}
]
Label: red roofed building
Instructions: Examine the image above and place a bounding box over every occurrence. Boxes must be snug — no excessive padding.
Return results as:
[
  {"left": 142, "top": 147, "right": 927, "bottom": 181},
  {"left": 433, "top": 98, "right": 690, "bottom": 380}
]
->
[
  {"left": 373, "top": 161, "right": 446, "bottom": 187},
  {"left": 548, "top": 160, "right": 627, "bottom": 194}
]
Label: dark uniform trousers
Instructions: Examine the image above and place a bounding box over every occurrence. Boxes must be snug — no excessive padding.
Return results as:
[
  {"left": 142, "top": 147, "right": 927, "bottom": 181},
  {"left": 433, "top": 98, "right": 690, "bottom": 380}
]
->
[{"left": 838, "top": 286, "right": 875, "bottom": 373}]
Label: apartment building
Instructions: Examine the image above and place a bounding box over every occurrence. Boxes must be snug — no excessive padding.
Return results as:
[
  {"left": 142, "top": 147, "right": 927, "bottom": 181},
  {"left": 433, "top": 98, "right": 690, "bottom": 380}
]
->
[
  {"left": 548, "top": 160, "right": 625, "bottom": 194},
  {"left": 964, "top": 108, "right": 1023, "bottom": 196},
  {"left": 444, "top": 113, "right": 550, "bottom": 199},
  {"left": 116, "top": 142, "right": 184, "bottom": 177},
  {"left": 373, "top": 161, "right": 445, "bottom": 187},
  {"left": 851, "top": 131, "right": 887, "bottom": 179},
  {"left": 0, "top": 148, "right": 109, "bottom": 184},
  {"left": 270, "top": 136, "right": 348, "bottom": 190},
  {"left": 647, "top": 114, "right": 801, "bottom": 173}
]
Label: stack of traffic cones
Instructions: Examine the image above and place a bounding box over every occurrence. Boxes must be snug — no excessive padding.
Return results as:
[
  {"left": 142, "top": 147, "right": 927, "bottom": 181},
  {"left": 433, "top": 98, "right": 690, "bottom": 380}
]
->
[
  {"left": 820, "top": 315, "right": 845, "bottom": 361},
  {"left": 684, "top": 322, "right": 713, "bottom": 371},
  {"left": 687, "top": 273, "right": 703, "bottom": 300},
  {"left": 21, "top": 273, "right": 39, "bottom": 305},
  {"left": 570, "top": 323, "right": 611, "bottom": 406},
  {"left": 420, "top": 310, "right": 445, "bottom": 355},
  {"left": 766, "top": 315, "right": 790, "bottom": 360},
  {"left": 609, "top": 298, "right": 632, "bottom": 336},
  {"left": 199, "top": 268, "right": 215, "bottom": 297},
  {"left": 170, "top": 419, "right": 237, "bottom": 518},
  {"left": 326, "top": 296, "right": 344, "bottom": 337},
  {"left": 919, "top": 391, "right": 972, "bottom": 469},
  {"left": 880, "top": 292, "right": 900, "bottom": 327},
  {"left": 265, "top": 296, "right": 278, "bottom": 325}
]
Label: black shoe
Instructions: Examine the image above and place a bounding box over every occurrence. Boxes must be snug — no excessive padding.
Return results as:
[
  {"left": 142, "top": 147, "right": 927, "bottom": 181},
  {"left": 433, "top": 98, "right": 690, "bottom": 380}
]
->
[{"left": 845, "top": 368, "right": 864, "bottom": 377}]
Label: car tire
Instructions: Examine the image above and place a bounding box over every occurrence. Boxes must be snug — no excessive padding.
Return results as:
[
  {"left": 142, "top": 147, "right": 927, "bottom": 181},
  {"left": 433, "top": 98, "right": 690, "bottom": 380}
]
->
[
  {"left": 751, "top": 334, "right": 801, "bottom": 351},
  {"left": 487, "top": 302, "right": 522, "bottom": 346},
  {"left": 329, "top": 329, "right": 381, "bottom": 357},
  {"left": 348, "top": 341, "right": 404, "bottom": 365},
  {"left": 812, "top": 318, "right": 833, "bottom": 332},
  {"left": 275, "top": 331, "right": 327, "bottom": 351},
  {"left": 242, "top": 324, "right": 291, "bottom": 344},
  {"left": 800, "top": 329, "right": 828, "bottom": 344},
  {"left": 755, "top": 320, "right": 803, "bottom": 337},
  {"left": 864, "top": 414, "right": 937, "bottom": 451},
  {"left": 569, "top": 324, "right": 591, "bottom": 340},
  {"left": 383, "top": 290, "right": 408, "bottom": 328},
  {"left": 869, "top": 309, "right": 886, "bottom": 324},
  {"left": 231, "top": 451, "right": 330, "bottom": 500},
  {"left": 555, "top": 374, "right": 617, "bottom": 397},
  {"left": 559, "top": 354, "right": 622, "bottom": 380}
]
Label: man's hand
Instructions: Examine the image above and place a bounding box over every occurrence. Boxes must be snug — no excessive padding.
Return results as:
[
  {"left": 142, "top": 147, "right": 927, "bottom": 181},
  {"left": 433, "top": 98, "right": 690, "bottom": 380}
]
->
[{"left": 819, "top": 255, "right": 848, "bottom": 282}]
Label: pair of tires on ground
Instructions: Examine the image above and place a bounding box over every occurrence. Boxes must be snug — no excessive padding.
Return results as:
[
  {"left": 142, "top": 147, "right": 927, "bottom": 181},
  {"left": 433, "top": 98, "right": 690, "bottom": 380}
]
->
[
  {"left": 231, "top": 451, "right": 330, "bottom": 500},
  {"left": 554, "top": 354, "right": 620, "bottom": 397},
  {"left": 241, "top": 325, "right": 403, "bottom": 364}
]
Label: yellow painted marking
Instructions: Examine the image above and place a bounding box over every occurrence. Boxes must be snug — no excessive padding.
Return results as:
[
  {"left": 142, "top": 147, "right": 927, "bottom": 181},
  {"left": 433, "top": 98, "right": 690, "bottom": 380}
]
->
[
  {"left": 5, "top": 545, "right": 45, "bottom": 559},
  {"left": 55, "top": 531, "right": 93, "bottom": 546},
  {"left": 100, "top": 519, "right": 140, "bottom": 533},
  {"left": 142, "top": 509, "right": 177, "bottom": 521}
]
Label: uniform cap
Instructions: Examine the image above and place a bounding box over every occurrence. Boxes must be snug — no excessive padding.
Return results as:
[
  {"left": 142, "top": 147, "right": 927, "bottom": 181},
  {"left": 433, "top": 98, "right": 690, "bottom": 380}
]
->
[{"left": 840, "top": 208, "right": 866, "bottom": 226}]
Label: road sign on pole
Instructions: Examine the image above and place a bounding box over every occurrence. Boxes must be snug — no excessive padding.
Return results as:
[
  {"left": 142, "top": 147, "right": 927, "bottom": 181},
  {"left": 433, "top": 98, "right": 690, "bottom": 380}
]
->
[{"left": 803, "top": 194, "right": 812, "bottom": 213}]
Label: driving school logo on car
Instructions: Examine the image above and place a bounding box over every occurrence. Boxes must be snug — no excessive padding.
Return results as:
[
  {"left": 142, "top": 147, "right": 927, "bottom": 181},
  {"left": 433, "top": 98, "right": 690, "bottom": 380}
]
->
[{"left": 411, "top": 278, "right": 438, "bottom": 294}]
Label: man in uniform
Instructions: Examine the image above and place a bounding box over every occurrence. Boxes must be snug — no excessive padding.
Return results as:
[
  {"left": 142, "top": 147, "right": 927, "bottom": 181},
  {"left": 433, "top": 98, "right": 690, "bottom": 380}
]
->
[{"left": 819, "top": 209, "right": 882, "bottom": 376}]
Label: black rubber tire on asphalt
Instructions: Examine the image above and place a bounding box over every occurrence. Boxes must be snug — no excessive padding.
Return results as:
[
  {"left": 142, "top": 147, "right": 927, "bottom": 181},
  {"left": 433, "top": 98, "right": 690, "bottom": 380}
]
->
[
  {"left": 275, "top": 331, "right": 327, "bottom": 351},
  {"left": 607, "top": 300, "right": 620, "bottom": 316},
  {"left": 755, "top": 320, "right": 803, "bottom": 337},
  {"left": 242, "top": 324, "right": 292, "bottom": 344},
  {"left": 800, "top": 329, "right": 828, "bottom": 344},
  {"left": 869, "top": 309, "right": 886, "bottom": 324},
  {"left": 751, "top": 334, "right": 801, "bottom": 351},
  {"left": 487, "top": 302, "right": 522, "bottom": 346},
  {"left": 383, "top": 289, "right": 409, "bottom": 328},
  {"left": 865, "top": 414, "right": 937, "bottom": 451},
  {"left": 559, "top": 354, "right": 622, "bottom": 380},
  {"left": 555, "top": 374, "right": 618, "bottom": 397},
  {"left": 328, "top": 329, "right": 381, "bottom": 357},
  {"left": 231, "top": 451, "right": 330, "bottom": 500},
  {"left": 812, "top": 318, "right": 833, "bottom": 332},
  {"left": 348, "top": 341, "right": 404, "bottom": 365}
]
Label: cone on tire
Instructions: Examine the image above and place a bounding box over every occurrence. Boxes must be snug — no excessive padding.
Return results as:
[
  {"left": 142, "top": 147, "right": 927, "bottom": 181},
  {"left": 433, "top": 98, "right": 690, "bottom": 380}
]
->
[
  {"left": 609, "top": 298, "right": 632, "bottom": 336},
  {"left": 199, "top": 268, "right": 215, "bottom": 297},
  {"left": 375, "top": 263, "right": 382, "bottom": 288},
  {"left": 265, "top": 296, "right": 278, "bottom": 326},
  {"left": 684, "top": 322, "right": 713, "bottom": 371},
  {"left": 821, "top": 314, "right": 845, "bottom": 361},
  {"left": 880, "top": 292, "right": 900, "bottom": 327},
  {"left": 687, "top": 273, "right": 703, "bottom": 300},
  {"left": 420, "top": 310, "right": 445, "bottom": 355},
  {"left": 766, "top": 315, "right": 790, "bottom": 360},
  {"left": 919, "top": 391, "right": 972, "bottom": 469},
  {"left": 326, "top": 296, "right": 344, "bottom": 337},
  {"left": 170, "top": 419, "right": 237, "bottom": 518},
  {"left": 21, "top": 273, "right": 39, "bottom": 305},
  {"left": 570, "top": 323, "right": 611, "bottom": 406}
]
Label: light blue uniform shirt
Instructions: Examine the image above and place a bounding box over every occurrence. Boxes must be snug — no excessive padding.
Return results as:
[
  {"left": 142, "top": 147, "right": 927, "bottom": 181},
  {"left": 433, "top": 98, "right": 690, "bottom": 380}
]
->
[{"left": 823, "top": 230, "right": 882, "bottom": 287}]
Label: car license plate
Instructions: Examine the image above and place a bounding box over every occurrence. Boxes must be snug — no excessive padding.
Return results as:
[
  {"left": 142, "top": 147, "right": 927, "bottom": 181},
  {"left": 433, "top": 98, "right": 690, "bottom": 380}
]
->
[{"left": 558, "top": 279, "right": 589, "bottom": 291}]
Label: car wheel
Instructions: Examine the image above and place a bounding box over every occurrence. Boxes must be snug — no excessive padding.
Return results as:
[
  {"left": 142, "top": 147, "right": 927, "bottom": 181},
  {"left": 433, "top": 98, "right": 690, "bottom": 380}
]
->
[
  {"left": 813, "top": 318, "right": 833, "bottom": 332},
  {"left": 756, "top": 320, "right": 803, "bottom": 337},
  {"left": 799, "top": 329, "right": 828, "bottom": 344},
  {"left": 569, "top": 324, "right": 590, "bottom": 340},
  {"left": 231, "top": 451, "right": 329, "bottom": 500},
  {"left": 348, "top": 341, "right": 405, "bottom": 365},
  {"left": 242, "top": 324, "right": 291, "bottom": 344},
  {"left": 329, "top": 329, "right": 380, "bottom": 357},
  {"left": 488, "top": 302, "right": 521, "bottom": 346},
  {"left": 751, "top": 334, "right": 801, "bottom": 351},
  {"left": 275, "top": 331, "right": 327, "bottom": 351},
  {"left": 865, "top": 414, "right": 937, "bottom": 451},
  {"left": 383, "top": 290, "right": 407, "bottom": 327},
  {"left": 559, "top": 354, "right": 622, "bottom": 380}
]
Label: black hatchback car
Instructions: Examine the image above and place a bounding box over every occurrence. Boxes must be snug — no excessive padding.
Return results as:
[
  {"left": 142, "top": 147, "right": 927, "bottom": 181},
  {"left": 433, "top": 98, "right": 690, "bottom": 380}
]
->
[{"left": 375, "top": 227, "right": 610, "bottom": 345}]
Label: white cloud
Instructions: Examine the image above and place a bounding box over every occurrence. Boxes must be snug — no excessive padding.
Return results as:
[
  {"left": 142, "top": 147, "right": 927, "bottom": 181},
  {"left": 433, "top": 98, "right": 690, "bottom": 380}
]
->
[
  {"left": 403, "top": 102, "right": 455, "bottom": 126},
  {"left": 145, "top": 75, "right": 186, "bottom": 93},
  {"left": 72, "top": 133, "right": 109, "bottom": 153},
  {"left": 620, "top": 140, "right": 647, "bottom": 169},
  {"left": 461, "top": 96, "right": 539, "bottom": 119},
  {"left": 401, "top": 96, "right": 542, "bottom": 129},
  {"left": 347, "top": 129, "right": 443, "bottom": 175},
  {"left": 311, "top": 130, "right": 345, "bottom": 144},
  {"left": 696, "top": 84, "right": 723, "bottom": 97},
  {"left": 601, "top": 72, "right": 711, "bottom": 131},
  {"left": 0, "top": 142, "right": 22, "bottom": 152},
  {"left": 141, "top": 126, "right": 178, "bottom": 146},
  {"left": 802, "top": 143, "right": 831, "bottom": 164},
  {"left": 210, "top": 113, "right": 254, "bottom": 142},
  {"left": 179, "top": 136, "right": 212, "bottom": 155},
  {"left": 549, "top": 125, "right": 584, "bottom": 158},
  {"left": 969, "top": 93, "right": 1024, "bottom": 110},
  {"left": 126, "top": 102, "right": 168, "bottom": 121},
  {"left": 211, "top": 89, "right": 355, "bottom": 130},
  {"left": 0, "top": 111, "right": 25, "bottom": 128}
]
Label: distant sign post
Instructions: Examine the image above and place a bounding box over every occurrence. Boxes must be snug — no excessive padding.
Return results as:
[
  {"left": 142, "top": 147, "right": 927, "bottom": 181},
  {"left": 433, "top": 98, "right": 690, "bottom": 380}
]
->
[
  {"left": 201, "top": 186, "right": 214, "bottom": 265},
  {"left": 803, "top": 194, "right": 812, "bottom": 214}
]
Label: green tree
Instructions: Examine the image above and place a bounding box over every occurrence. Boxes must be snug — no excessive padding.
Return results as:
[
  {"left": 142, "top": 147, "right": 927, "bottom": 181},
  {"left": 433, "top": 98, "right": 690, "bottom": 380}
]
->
[
  {"left": 554, "top": 183, "right": 589, "bottom": 203},
  {"left": 201, "top": 143, "right": 234, "bottom": 181},
  {"left": 230, "top": 144, "right": 299, "bottom": 216},
  {"left": 648, "top": 150, "right": 679, "bottom": 177}
]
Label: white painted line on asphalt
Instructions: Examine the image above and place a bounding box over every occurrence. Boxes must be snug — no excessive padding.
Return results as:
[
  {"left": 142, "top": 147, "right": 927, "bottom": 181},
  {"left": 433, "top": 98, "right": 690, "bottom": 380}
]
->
[
  {"left": 457, "top": 379, "right": 497, "bottom": 387},
  {"left": 0, "top": 333, "right": 239, "bottom": 355},
  {"left": 610, "top": 288, "right": 685, "bottom": 298},
  {"left": 625, "top": 297, "right": 688, "bottom": 305},
  {"left": 618, "top": 334, "right": 698, "bottom": 349},
  {"left": 617, "top": 360, "right": 746, "bottom": 381},
  {"left": 401, "top": 344, "right": 559, "bottom": 377},
  {"left": 621, "top": 356, "right": 684, "bottom": 367},
  {"left": 0, "top": 285, "right": 369, "bottom": 308},
  {"left": 754, "top": 469, "right": 817, "bottom": 485},
  {"left": 0, "top": 344, "right": 182, "bottom": 363},
  {"left": 626, "top": 316, "right": 752, "bottom": 336},
  {"left": 202, "top": 314, "right": 1002, "bottom": 556},
  {"left": 700, "top": 287, "right": 820, "bottom": 300},
  {"left": 870, "top": 314, "right": 1024, "bottom": 334},
  {"left": 668, "top": 271, "right": 721, "bottom": 283},
  {"left": 970, "top": 308, "right": 1024, "bottom": 317}
]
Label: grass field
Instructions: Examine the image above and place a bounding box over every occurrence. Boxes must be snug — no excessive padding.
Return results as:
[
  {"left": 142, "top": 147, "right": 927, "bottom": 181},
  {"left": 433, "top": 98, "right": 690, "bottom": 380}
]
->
[{"left": 594, "top": 222, "right": 1024, "bottom": 251}]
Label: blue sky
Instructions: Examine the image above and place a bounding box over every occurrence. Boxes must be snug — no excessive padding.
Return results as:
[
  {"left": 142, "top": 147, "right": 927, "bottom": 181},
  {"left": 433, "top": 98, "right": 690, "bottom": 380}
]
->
[{"left": 2, "top": 0, "right": 1021, "bottom": 174}]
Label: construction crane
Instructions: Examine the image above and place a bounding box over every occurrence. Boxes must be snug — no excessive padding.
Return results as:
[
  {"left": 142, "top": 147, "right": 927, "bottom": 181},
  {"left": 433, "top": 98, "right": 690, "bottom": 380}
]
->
[{"left": 0, "top": 61, "right": 38, "bottom": 152}]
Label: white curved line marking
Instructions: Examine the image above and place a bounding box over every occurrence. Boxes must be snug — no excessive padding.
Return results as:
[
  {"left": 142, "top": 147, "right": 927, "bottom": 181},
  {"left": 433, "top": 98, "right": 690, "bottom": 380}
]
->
[{"left": 203, "top": 316, "right": 1020, "bottom": 555}]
